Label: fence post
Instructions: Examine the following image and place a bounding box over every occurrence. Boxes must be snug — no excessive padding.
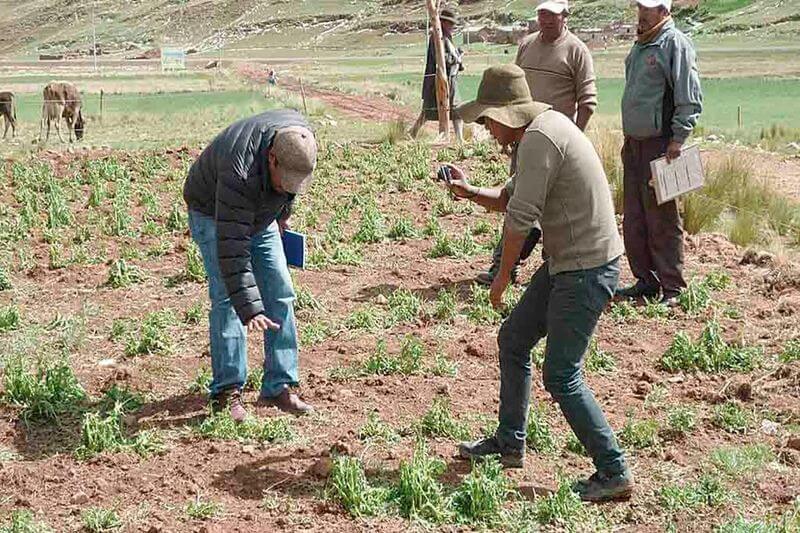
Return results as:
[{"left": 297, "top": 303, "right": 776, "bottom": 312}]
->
[
  {"left": 737, "top": 105, "right": 742, "bottom": 128},
  {"left": 299, "top": 78, "right": 308, "bottom": 116},
  {"left": 99, "top": 89, "right": 104, "bottom": 124}
]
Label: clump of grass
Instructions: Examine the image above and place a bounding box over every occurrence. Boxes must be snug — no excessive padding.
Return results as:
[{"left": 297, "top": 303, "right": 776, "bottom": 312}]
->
[
  {"left": 609, "top": 300, "right": 639, "bottom": 323},
  {"left": 429, "top": 351, "right": 458, "bottom": 377},
  {"left": 712, "top": 401, "right": 751, "bottom": 434},
  {"left": 184, "top": 241, "right": 206, "bottom": 282},
  {"left": 294, "top": 284, "right": 323, "bottom": 312},
  {"left": 678, "top": 277, "right": 712, "bottom": 314},
  {"left": 432, "top": 288, "right": 458, "bottom": 322},
  {"left": 327, "top": 456, "right": 387, "bottom": 517},
  {"left": 195, "top": 411, "right": 294, "bottom": 443},
  {"left": 76, "top": 401, "right": 162, "bottom": 459},
  {"left": 665, "top": 406, "right": 697, "bottom": 438},
  {"left": 395, "top": 439, "right": 449, "bottom": 522},
  {"left": 353, "top": 201, "right": 386, "bottom": 244},
  {"left": 358, "top": 411, "right": 400, "bottom": 444},
  {"left": 0, "top": 305, "right": 20, "bottom": 332},
  {"left": 184, "top": 302, "right": 204, "bottom": 324},
  {"left": 526, "top": 403, "right": 558, "bottom": 455},
  {"left": 642, "top": 296, "right": 670, "bottom": 319},
  {"left": 451, "top": 457, "right": 513, "bottom": 526},
  {"left": 619, "top": 414, "right": 660, "bottom": 449},
  {"left": 186, "top": 495, "right": 223, "bottom": 520},
  {"left": 0, "top": 264, "right": 12, "bottom": 291},
  {"left": 658, "top": 475, "right": 732, "bottom": 513},
  {"left": 534, "top": 478, "right": 590, "bottom": 528},
  {"left": 166, "top": 203, "right": 187, "bottom": 232},
  {"left": 106, "top": 259, "right": 145, "bottom": 288},
  {"left": 415, "top": 397, "right": 471, "bottom": 440},
  {"left": 190, "top": 367, "right": 212, "bottom": 394},
  {"left": 387, "top": 217, "right": 418, "bottom": 240},
  {"left": 711, "top": 444, "right": 774, "bottom": 476},
  {"left": 124, "top": 310, "right": 175, "bottom": 357},
  {"left": 565, "top": 433, "right": 587, "bottom": 456},
  {"left": 81, "top": 507, "right": 123, "bottom": 532},
  {"left": 344, "top": 305, "right": 384, "bottom": 331},
  {"left": 360, "top": 337, "right": 424, "bottom": 376},
  {"left": 466, "top": 284, "right": 501, "bottom": 325},
  {"left": 660, "top": 320, "right": 761, "bottom": 373},
  {"left": 780, "top": 340, "right": 800, "bottom": 364},
  {"left": 299, "top": 320, "right": 333, "bottom": 345},
  {"left": 0, "top": 509, "right": 54, "bottom": 532},
  {"left": 386, "top": 288, "right": 423, "bottom": 325},
  {"left": 584, "top": 340, "right": 616, "bottom": 374},
  {"left": 2, "top": 355, "right": 86, "bottom": 422}
]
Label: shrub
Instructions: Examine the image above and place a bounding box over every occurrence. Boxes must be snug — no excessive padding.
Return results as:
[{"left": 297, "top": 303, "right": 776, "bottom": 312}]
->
[
  {"left": 666, "top": 406, "right": 697, "bottom": 438},
  {"left": 0, "top": 305, "right": 20, "bottom": 332},
  {"left": 526, "top": 403, "right": 557, "bottom": 454},
  {"left": 195, "top": 411, "right": 293, "bottom": 443},
  {"left": 619, "top": 415, "right": 660, "bottom": 449},
  {"left": 711, "top": 444, "right": 774, "bottom": 476},
  {"left": 185, "top": 496, "right": 223, "bottom": 520},
  {"left": 660, "top": 320, "right": 761, "bottom": 373},
  {"left": 358, "top": 412, "right": 399, "bottom": 444},
  {"left": 106, "top": 259, "right": 145, "bottom": 289},
  {"left": 81, "top": 507, "right": 123, "bottom": 532}
]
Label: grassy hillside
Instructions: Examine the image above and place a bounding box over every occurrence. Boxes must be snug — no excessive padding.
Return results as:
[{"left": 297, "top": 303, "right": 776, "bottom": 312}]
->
[{"left": 0, "top": 0, "right": 796, "bottom": 59}]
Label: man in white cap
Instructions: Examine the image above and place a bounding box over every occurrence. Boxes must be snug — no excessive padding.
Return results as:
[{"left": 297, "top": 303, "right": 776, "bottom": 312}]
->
[
  {"left": 476, "top": 0, "right": 597, "bottom": 286},
  {"left": 615, "top": 0, "right": 702, "bottom": 306},
  {"left": 183, "top": 110, "right": 317, "bottom": 421}
]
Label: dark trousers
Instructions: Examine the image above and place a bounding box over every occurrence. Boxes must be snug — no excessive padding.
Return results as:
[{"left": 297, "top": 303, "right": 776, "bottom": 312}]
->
[
  {"left": 622, "top": 137, "right": 687, "bottom": 296},
  {"left": 491, "top": 225, "right": 541, "bottom": 269},
  {"left": 496, "top": 259, "right": 627, "bottom": 477}
]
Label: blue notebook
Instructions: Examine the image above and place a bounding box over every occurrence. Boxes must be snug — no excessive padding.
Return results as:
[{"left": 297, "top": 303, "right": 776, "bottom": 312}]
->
[{"left": 281, "top": 230, "right": 306, "bottom": 269}]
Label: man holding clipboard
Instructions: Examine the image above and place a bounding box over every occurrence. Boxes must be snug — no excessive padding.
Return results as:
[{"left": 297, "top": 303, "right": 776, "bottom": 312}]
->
[
  {"left": 616, "top": 0, "right": 703, "bottom": 307},
  {"left": 183, "top": 110, "right": 317, "bottom": 421}
]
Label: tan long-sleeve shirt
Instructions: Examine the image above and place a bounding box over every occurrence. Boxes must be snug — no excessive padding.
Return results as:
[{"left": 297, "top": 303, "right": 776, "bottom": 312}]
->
[
  {"left": 515, "top": 30, "right": 598, "bottom": 121},
  {"left": 505, "top": 110, "right": 622, "bottom": 274}
]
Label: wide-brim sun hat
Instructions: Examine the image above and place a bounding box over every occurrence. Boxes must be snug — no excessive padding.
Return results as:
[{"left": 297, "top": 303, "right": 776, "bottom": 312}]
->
[
  {"left": 455, "top": 64, "right": 551, "bottom": 128},
  {"left": 439, "top": 7, "right": 460, "bottom": 24}
]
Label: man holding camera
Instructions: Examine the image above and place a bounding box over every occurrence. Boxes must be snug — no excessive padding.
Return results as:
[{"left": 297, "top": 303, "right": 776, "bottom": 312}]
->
[{"left": 439, "top": 64, "right": 632, "bottom": 502}]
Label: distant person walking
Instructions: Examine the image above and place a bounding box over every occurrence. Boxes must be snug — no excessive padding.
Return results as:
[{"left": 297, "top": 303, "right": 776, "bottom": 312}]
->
[
  {"left": 409, "top": 6, "right": 464, "bottom": 142},
  {"left": 183, "top": 110, "right": 318, "bottom": 421},
  {"left": 615, "top": 0, "right": 703, "bottom": 306},
  {"left": 476, "top": 0, "right": 598, "bottom": 285}
]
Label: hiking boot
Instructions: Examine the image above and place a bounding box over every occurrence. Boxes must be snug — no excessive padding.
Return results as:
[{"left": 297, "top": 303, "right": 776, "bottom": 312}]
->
[
  {"left": 475, "top": 265, "right": 518, "bottom": 286},
  {"left": 259, "top": 388, "right": 314, "bottom": 416},
  {"left": 615, "top": 280, "right": 659, "bottom": 300},
  {"left": 210, "top": 389, "right": 247, "bottom": 423},
  {"left": 572, "top": 471, "right": 634, "bottom": 502},
  {"left": 660, "top": 292, "right": 681, "bottom": 308},
  {"left": 457, "top": 436, "right": 525, "bottom": 468}
]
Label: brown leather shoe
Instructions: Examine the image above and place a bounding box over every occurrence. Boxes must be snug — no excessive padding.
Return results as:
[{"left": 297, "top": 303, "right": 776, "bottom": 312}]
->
[{"left": 259, "top": 388, "right": 314, "bottom": 415}]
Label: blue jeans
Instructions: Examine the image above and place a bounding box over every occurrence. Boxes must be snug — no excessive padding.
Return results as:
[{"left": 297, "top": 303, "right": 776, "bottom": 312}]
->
[
  {"left": 496, "top": 258, "right": 628, "bottom": 476},
  {"left": 188, "top": 210, "right": 299, "bottom": 398}
]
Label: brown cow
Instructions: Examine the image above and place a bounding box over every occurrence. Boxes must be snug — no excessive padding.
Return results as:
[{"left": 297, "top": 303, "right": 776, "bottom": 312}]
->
[
  {"left": 39, "top": 82, "right": 85, "bottom": 143},
  {"left": 0, "top": 91, "right": 16, "bottom": 140}
]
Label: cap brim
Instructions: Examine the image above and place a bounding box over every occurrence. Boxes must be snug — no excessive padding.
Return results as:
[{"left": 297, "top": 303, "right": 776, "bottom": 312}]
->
[
  {"left": 455, "top": 100, "right": 551, "bottom": 128},
  {"left": 440, "top": 15, "right": 459, "bottom": 24},
  {"left": 537, "top": 2, "right": 569, "bottom": 14},
  {"left": 282, "top": 170, "right": 314, "bottom": 194},
  {"left": 636, "top": 0, "right": 664, "bottom": 7}
]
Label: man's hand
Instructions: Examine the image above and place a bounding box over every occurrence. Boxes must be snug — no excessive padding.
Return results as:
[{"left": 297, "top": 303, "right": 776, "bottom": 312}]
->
[
  {"left": 277, "top": 216, "right": 290, "bottom": 236},
  {"left": 666, "top": 141, "right": 683, "bottom": 163},
  {"left": 247, "top": 314, "right": 281, "bottom": 332},
  {"left": 489, "top": 270, "right": 512, "bottom": 311},
  {"left": 437, "top": 164, "right": 477, "bottom": 201}
]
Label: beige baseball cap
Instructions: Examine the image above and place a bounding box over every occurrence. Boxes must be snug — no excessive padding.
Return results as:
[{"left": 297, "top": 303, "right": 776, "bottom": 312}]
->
[
  {"left": 272, "top": 126, "right": 317, "bottom": 194},
  {"left": 537, "top": 0, "right": 569, "bottom": 14}
]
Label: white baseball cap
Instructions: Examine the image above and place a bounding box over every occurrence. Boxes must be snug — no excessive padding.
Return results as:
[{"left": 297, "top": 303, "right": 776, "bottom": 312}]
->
[
  {"left": 537, "top": 0, "right": 569, "bottom": 15},
  {"left": 637, "top": 0, "right": 672, "bottom": 10}
]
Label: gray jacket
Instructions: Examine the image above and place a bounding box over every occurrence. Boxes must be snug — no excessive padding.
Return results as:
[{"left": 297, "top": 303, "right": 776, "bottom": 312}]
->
[
  {"left": 183, "top": 110, "right": 309, "bottom": 322},
  {"left": 621, "top": 20, "right": 702, "bottom": 143}
]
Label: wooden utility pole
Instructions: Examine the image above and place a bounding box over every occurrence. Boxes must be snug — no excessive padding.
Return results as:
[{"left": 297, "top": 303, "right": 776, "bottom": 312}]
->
[{"left": 425, "top": 0, "right": 450, "bottom": 141}]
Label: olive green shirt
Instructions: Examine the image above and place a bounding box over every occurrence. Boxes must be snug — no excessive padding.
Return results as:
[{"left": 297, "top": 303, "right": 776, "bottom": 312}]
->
[{"left": 505, "top": 110, "right": 623, "bottom": 274}]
